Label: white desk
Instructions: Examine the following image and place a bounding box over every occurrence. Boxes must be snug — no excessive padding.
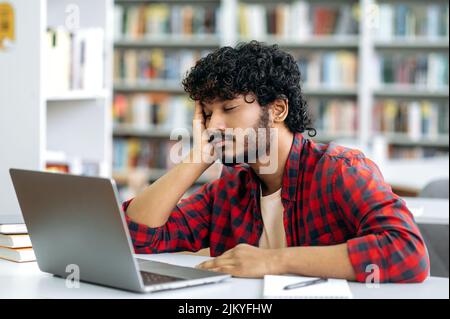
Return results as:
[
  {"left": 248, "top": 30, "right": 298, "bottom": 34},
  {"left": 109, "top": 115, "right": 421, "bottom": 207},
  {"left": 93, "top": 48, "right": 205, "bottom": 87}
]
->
[
  {"left": 403, "top": 197, "right": 449, "bottom": 225},
  {"left": 0, "top": 254, "right": 448, "bottom": 299},
  {"left": 380, "top": 157, "right": 449, "bottom": 194}
]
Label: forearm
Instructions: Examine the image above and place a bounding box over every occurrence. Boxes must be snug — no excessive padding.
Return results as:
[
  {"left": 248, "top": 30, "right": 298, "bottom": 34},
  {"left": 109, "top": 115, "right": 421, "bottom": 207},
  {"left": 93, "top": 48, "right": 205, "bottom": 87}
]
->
[
  {"left": 277, "top": 243, "right": 356, "bottom": 281},
  {"left": 126, "top": 150, "right": 211, "bottom": 227}
]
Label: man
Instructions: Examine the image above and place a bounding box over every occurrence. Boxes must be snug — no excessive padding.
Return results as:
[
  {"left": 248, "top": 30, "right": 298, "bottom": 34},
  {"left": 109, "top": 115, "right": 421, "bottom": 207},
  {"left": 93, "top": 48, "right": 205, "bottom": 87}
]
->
[{"left": 123, "top": 41, "right": 429, "bottom": 283}]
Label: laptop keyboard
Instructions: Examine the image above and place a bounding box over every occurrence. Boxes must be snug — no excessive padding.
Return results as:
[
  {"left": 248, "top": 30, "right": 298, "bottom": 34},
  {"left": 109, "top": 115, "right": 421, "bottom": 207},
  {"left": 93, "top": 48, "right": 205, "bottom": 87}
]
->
[{"left": 140, "top": 271, "right": 183, "bottom": 286}]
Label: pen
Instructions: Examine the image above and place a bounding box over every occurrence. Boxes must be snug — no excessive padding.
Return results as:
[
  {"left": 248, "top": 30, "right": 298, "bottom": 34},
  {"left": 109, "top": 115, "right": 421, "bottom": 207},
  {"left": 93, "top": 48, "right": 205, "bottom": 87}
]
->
[{"left": 283, "top": 277, "right": 328, "bottom": 290}]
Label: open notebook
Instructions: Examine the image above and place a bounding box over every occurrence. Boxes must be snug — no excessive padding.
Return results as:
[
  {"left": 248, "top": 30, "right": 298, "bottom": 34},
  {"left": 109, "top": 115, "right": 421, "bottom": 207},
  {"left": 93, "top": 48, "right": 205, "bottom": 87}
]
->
[{"left": 263, "top": 275, "right": 353, "bottom": 299}]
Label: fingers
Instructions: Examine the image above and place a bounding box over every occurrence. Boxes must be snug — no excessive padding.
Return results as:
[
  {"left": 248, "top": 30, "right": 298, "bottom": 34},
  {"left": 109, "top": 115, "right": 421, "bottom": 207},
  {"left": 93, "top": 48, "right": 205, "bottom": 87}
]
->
[
  {"left": 193, "top": 100, "right": 205, "bottom": 125},
  {"left": 196, "top": 256, "right": 235, "bottom": 270},
  {"left": 206, "top": 265, "right": 237, "bottom": 276},
  {"left": 202, "top": 265, "right": 250, "bottom": 278},
  {"left": 218, "top": 248, "right": 235, "bottom": 258},
  {"left": 196, "top": 258, "right": 240, "bottom": 277},
  {"left": 220, "top": 244, "right": 250, "bottom": 257},
  {"left": 205, "top": 244, "right": 247, "bottom": 263}
]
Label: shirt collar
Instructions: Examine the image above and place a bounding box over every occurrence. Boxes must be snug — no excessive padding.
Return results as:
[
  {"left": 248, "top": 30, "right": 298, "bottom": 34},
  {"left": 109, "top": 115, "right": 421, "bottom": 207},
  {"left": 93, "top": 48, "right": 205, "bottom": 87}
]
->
[
  {"left": 281, "top": 132, "right": 305, "bottom": 202},
  {"left": 241, "top": 132, "right": 305, "bottom": 202}
]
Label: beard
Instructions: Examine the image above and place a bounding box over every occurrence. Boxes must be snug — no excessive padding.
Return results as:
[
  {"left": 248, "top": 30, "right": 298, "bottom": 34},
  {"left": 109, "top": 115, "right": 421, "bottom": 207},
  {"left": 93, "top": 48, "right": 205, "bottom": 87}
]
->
[{"left": 215, "top": 106, "right": 272, "bottom": 167}]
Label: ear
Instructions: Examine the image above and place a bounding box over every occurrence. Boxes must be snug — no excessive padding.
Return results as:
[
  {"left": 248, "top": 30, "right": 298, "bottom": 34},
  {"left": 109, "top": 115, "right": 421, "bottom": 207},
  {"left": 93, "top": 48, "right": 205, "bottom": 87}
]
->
[{"left": 270, "top": 98, "right": 289, "bottom": 125}]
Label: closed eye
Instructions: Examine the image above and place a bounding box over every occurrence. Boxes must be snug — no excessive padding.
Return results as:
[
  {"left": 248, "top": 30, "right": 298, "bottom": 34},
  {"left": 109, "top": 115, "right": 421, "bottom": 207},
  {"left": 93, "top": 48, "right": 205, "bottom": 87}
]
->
[{"left": 224, "top": 105, "right": 239, "bottom": 112}]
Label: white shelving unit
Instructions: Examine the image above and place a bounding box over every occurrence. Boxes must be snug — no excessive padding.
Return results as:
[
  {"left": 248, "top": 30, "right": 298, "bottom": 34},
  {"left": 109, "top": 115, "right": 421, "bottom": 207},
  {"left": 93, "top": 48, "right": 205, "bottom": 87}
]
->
[
  {"left": 0, "top": 0, "right": 114, "bottom": 216},
  {"left": 46, "top": 89, "right": 110, "bottom": 101},
  {"left": 114, "top": 36, "right": 222, "bottom": 48}
]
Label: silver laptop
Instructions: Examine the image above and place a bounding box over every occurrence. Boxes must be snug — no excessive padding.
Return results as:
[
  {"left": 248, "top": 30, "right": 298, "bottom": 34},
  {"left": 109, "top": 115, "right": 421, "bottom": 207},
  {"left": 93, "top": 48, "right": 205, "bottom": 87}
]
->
[{"left": 9, "top": 168, "right": 230, "bottom": 293}]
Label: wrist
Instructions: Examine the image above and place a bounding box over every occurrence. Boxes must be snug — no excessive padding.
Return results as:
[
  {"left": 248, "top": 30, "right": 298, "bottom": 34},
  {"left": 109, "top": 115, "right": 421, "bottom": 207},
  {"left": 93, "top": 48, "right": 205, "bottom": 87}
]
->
[
  {"left": 183, "top": 148, "right": 215, "bottom": 167},
  {"left": 182, "top": 149, "right": 213, "bottom": 171},
  {"left": 269, "top": 248, "right": 290, "bottom": 275},
  {"left": 275, "top": 247, "right": 299, "bottom": 275}
]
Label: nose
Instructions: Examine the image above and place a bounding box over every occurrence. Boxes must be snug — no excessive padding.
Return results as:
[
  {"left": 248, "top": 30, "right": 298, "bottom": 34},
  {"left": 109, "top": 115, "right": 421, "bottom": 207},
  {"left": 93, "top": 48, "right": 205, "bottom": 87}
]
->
[{"left": 207, "top": 112, "right": 227, "bottom": 131}]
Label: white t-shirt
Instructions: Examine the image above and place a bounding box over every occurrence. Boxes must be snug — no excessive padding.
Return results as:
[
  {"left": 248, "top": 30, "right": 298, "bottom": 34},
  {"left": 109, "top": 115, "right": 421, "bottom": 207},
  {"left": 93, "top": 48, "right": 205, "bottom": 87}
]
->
[{"left": 258, "top": 188, "right": 287, "bottom": 249}]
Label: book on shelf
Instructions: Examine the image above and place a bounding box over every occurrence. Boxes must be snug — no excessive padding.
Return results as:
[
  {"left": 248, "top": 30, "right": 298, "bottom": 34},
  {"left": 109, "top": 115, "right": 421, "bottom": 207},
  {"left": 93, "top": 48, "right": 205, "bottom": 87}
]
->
[
  {"left": 0, "top": 247, "right": 35, "bottom": 263},
  {"left": 114, "top": 162, "right": 222, "bottom": 202},
  {"left": 46, "top": 163, "right": 70, "bottom": 174},
  {"left": 113, "top": 93, "right": 194, "bottom": 130},
  {"left": 46, "top": 27, "right": 104, "bottom": 95},
  {"left": 239, "top": 1, "right": 359, "bottom": 40},
  {"left": 114, "top": 48, "right": 212, "bottom": 84},
  {"left": 113, "top": 138, "right": 188, "bottom": 173},
  {"left": 388, "top": 146, "right": 449, "bottom": 159},
  {"left": 309, "top": 99, "right": 358, "bottom": 136},
  {"left": 296, "top": 51, "right": 357, "bottom": 88},
  {"left": 45, "top": 150, "right": 101, "bottom": 176},
  {"left": 46, "top": 28, "right": 71, "bottom": 93},
  {"left": 71, "top": 28, "right": 104, "bottom": 92},
  {"left": 114, "top": 3, "right": 220, "bottom": 40},
  {"left": 373, "top": 99, "right": 449, "bottom": 141},
  {"left": 376, "top": 52, "right": 449, "bottom": 89},
  {"left": 376, "top": 3, "right": 449, "bottom": 39}
]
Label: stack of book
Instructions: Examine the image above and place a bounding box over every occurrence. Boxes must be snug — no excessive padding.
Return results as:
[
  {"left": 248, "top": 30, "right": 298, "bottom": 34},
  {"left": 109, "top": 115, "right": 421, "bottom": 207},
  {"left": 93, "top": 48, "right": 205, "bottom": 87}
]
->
[
  {"left": 388, "top": 146, "right": 448, "bottom": 159},
  {"left": 114, "top": 48, "right": 212, "bottom": 84},
  {"left": 113, "top": 138, "right": 186, "bottom": 173},
  {"left": 309, "top": 99, "right": 358, "bottom": 136},
  {"left": 376, "top": 52, "right": 449, "bottom": 88},
  {"left": 296, "top": 51, "right": 357, "bottom": 88},
  {"left": 238, "top": 1, "right": 359, "bottom": 40},
  {"left": 44, "top": 150, "right": 101, "bottom": 176},
  {"left": 46, "top": 27, "right": 104, "bottom": 94},
  {"left": 0, "top": 216, "right": 35, "bottom": 263},
  {"left": 113, "top": 93, "right": 194, "bottom": 129},
  {"left": 375, "top": 3, "right": 449, "bottom": 39},
  {"left": 114, "top": 3, "right": 221, "bottom": 39},
  {"left": 372, "top": 99, "right": 449, "bottom": 140}
]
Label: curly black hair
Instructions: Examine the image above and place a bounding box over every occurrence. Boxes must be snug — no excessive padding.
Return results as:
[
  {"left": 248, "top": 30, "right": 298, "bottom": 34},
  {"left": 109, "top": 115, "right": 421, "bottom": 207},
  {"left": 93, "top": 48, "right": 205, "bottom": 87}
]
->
[{"left": 182, "top": 40, "right": 315, "bottom": 135}]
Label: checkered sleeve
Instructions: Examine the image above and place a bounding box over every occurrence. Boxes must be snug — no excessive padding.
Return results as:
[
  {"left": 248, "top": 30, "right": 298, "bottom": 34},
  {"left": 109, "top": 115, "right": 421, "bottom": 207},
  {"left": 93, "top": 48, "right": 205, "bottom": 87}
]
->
[
  {"left": 332, "top": 156, "right": 430, "bottom": 283},
  {"left": 121, "top": 181, "right": 216, "bottom": 254}
]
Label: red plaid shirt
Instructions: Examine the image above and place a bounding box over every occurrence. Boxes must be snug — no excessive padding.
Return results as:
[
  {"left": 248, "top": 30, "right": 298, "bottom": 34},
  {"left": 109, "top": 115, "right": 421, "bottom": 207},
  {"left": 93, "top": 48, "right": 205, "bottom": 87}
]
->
[{"left": 122, "top": 133, "right": 429, "bottom": 283}]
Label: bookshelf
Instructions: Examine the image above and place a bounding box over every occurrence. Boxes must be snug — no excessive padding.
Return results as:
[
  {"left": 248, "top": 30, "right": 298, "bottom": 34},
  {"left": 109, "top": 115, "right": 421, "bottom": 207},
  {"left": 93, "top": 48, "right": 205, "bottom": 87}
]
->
[
  {"left": 373, "top": 85, "right": 449, "bottom": 99},
  {"left": 111, "top": 0, "right": 224, "bottom": 198},
  {"left": 0, "top": 0, "right": 114, "bottom": 216},
  {"left": 250, "top": 35, "right": 360, "bottom": 49},
  {"left": 114, "top": 36, "right": 221, "bottom": 48},
  {"left": 374, "top": 37, "right": 449, "bottom": 50},
  {"left": 111, "top": 0, "right": 448, "bottom": 197},
  {"left": 370, "top": 0, "right": 449, "bottom": 158}
]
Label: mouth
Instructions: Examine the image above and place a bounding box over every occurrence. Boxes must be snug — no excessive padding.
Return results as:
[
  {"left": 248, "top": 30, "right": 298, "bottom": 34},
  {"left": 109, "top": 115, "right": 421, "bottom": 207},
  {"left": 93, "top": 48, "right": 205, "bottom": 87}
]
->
[
  {"left": 210, "top": 135, "right": 234, "bottom": 148},
  {"left": 213, "top": 140, "right": 231, "bottom": 148}
]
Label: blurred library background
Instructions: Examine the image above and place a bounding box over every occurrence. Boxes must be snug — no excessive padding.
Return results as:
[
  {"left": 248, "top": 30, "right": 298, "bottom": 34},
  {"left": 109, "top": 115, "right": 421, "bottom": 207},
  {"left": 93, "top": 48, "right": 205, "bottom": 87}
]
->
[
  {"left": 0, "top": 2, "right": 448, "bottom": 214},
  {"left": 111, "top": 0, "right": 450, "bottom": 201},
  {"left": 0, "top": 0, "right": 448, "bottom": 274}
]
